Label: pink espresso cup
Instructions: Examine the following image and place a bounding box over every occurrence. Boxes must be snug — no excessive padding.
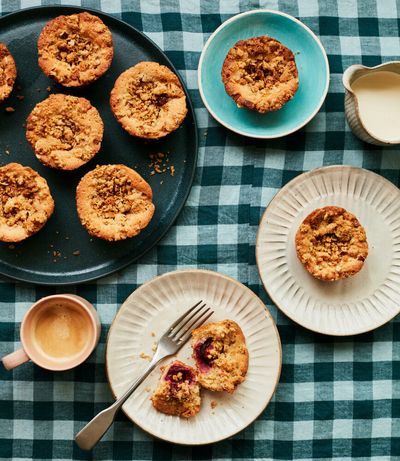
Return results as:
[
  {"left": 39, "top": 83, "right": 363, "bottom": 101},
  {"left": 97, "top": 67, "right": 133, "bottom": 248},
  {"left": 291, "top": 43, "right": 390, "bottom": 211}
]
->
[{"left": 2, "top": 294, "right": 101, "bottom": 371}]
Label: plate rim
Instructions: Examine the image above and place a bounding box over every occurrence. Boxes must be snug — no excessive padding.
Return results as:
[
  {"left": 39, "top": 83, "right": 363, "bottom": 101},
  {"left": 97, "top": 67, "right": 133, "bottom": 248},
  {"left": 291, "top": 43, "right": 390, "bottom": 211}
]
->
[
  {"left": 0, "top": 5, "right": 198, "bottom": 286},
  {"left": 256, "top": 164, "right": 400, "bottom": 336},
  {"left": 105, "top": 268, "right": 282, "bottom": 445},
  {"left": 197, "top": 8, "right": 330, "bottom": 139}
]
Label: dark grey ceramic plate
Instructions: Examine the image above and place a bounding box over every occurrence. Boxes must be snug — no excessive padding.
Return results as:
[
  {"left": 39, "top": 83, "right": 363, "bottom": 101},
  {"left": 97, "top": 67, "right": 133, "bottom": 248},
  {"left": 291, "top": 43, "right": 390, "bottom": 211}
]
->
[{"left": 0, "top": 6, "right": 198, "bottom": 285}]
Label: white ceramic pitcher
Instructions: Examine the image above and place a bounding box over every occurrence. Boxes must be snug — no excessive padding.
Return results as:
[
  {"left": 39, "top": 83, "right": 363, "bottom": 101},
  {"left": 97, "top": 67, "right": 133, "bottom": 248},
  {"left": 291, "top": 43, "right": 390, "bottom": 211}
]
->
[{"left": 343, "top": 61, "right": 400, "bottom": 146}]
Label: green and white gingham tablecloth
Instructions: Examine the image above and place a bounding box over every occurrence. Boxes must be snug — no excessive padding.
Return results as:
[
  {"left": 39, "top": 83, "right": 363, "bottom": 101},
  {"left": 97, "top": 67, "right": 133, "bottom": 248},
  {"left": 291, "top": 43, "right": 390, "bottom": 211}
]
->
[{"left": 1, "top": 0, "right": 400, "bottom": 460}]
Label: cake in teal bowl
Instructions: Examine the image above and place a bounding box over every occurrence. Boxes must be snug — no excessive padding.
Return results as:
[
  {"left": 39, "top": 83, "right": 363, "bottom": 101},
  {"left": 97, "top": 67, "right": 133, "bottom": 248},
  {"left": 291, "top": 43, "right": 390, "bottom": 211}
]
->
[{"left": 198, "top": 9, "right": 329, "bottom": 138}]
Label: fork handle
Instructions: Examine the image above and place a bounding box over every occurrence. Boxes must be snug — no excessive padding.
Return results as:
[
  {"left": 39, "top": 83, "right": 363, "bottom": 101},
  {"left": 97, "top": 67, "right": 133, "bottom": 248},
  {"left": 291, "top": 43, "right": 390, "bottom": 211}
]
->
[{"left": 75, "top": 353, "right": 163, "bottom": 451}]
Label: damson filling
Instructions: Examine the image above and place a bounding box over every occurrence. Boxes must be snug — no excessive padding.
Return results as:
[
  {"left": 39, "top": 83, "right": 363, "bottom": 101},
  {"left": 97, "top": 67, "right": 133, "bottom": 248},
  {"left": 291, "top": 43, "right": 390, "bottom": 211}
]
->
[
  {"left": 199, "top": 338, "right": 214, "bottom": 364},
  {"left": 126, "top": 82, "right": 171, "bottom": 121},
  {"left": 155, "top": 93, "right": 169, "bottom": 107},
  {"left": 164, "top": 364, "right": 195, "bottom": 387},
  {"left": 194, "top": 337, "right": 224, "bottom": 373},
  {"left": 243, "top": 63, "right": 271, "bottom": 82}
]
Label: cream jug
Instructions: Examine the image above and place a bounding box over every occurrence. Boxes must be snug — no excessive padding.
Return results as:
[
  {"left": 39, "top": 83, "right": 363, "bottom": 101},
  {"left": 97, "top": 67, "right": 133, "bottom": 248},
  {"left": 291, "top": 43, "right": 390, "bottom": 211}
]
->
[{"left": 343, "top": 62, "right": 400, "bottom": 146}]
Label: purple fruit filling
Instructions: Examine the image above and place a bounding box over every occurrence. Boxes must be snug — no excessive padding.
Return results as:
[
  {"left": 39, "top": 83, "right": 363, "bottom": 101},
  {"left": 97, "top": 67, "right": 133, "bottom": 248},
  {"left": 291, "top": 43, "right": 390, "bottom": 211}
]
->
[
  {"left": 194, "top": 337, "right": 215, "bottom": 371},
  {"left": 164, "top": 364, "right": 195, "bottom": 385}
]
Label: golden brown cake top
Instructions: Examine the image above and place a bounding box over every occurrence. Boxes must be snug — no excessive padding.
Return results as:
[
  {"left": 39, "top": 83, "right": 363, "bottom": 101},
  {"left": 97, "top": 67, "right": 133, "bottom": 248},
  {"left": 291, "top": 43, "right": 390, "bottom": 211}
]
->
[
  {"left": 295, "top": 206, "right": 368, "bottom": 281},
  {"left": 221, "top": 35, "right": 299, "bottom": 112},
  {"left": 0, "top": 163, "right": 54, "bottom": 242},
  {"left": 76, "top": 164, "right": 155, "bottom": 241},
  {"left": 110, "top": 61, "right": 187, "bottom": 139},
  {"left": 26, "top": 94, "right": 104, "bottom": 170},
  {"left": 0, "top": 43, "right": 17, "bottom": 102},
  {"left": 38, "top": 12, "right": 113, "bottom": 87}
]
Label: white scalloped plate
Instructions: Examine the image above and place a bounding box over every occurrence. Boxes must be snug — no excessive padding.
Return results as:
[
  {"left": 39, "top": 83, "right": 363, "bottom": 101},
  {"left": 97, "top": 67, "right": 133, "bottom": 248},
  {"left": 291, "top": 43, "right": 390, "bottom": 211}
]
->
[
  {"left": 106, "top": 269, "right": 282, "bottom": 444},
  {"left": 256, "top": 165, "right": 400, "bottom": 336}
]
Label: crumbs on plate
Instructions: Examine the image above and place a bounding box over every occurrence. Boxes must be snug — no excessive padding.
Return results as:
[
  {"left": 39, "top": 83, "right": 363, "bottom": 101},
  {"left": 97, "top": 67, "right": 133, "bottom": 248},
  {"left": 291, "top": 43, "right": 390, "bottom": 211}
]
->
[
  {"left": 140, "top": 352, "right": 152, "bottom": 361},
  {"left": 148, "top": 152, "right": 175, "bottom": 177}
]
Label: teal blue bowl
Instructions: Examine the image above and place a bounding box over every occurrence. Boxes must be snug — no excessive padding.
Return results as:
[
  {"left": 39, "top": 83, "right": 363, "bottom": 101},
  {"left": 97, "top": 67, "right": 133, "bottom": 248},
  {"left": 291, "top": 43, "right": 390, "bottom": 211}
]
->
[{"left": 198, "top": 9, "right": 329, "bottom": 138}]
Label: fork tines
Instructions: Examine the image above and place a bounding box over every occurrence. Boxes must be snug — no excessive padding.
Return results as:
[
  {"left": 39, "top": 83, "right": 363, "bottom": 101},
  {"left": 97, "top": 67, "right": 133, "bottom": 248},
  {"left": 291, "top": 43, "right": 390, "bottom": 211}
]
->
[{"left": 168, "top": 301, "right": 213, "bottom": 344}]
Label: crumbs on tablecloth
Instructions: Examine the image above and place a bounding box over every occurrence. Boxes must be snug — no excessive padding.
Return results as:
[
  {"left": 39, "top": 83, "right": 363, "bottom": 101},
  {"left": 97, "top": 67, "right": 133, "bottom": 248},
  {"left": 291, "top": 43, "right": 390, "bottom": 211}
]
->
[
  {"left": 211, "top": 400, "right": 217, "bottom": 409},
  {"left": 151, "top": 342, "right": 157, "bottom": 352}
]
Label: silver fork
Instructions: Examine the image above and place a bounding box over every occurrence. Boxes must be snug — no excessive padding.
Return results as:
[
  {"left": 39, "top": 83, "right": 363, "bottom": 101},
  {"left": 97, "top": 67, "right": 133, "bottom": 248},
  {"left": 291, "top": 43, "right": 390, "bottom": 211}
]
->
[{"left": 75, "top": 300, "right": 213, "bottom": 451}]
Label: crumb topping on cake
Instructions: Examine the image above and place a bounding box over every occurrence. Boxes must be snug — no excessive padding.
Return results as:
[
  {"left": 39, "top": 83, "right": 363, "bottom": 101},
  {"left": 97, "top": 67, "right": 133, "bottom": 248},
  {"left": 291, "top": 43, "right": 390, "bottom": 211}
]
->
[
  {"left": 76, "top": 164, "right": 155, "bottom": 241},
  {"left": 89, "top": 166, "right": 150, "bottom": 218},
  {"left": 26, "top": 94, "right": 103, "bottom": 170},
  {"left": 38, "top": 12, "right": 113, "bottom": 87},
  {"left": 110, "top": 61, "right": 187, "bottom": 139},
  {"left": 221, "top": 36, "right": 299, "bottom": 112},
  {"left": 0, "top": 43, "right": 17, "bottom": 102},
  {"left": 295, "top": 206, "right": 368, "bottom": 281},
  {"left": 126, "top": 81, "right": 170, "bottom": 121},
  {"left": 0, "top": 163, "right": 54, "bottom": 242}
]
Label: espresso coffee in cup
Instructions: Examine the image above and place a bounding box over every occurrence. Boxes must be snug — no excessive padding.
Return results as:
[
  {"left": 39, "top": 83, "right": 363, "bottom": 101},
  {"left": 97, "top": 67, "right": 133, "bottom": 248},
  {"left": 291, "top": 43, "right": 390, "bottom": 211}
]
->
[
  {"left": 1, "top": 294, "right": 100, "bottom": 371},
  {"left": 33, "top": 302, "right": 93, "bottom": 359}
]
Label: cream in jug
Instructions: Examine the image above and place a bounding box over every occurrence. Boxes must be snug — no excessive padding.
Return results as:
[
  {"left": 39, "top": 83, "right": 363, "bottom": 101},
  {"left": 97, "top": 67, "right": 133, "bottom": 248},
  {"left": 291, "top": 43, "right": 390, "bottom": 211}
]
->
[{"left": 351, "top": 71, "right": 400, "bottom": 143}]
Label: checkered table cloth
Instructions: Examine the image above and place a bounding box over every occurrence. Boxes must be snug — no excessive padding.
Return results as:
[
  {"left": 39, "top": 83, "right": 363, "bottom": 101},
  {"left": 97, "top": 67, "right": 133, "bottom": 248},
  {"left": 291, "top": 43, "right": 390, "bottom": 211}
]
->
[{"left": 1, "top": 0, "right": 400, "bottom": 459}]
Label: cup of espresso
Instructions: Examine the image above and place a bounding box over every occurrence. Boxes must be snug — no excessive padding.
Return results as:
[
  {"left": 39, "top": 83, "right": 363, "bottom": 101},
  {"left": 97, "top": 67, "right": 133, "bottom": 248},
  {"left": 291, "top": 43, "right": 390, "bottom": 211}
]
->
[{"left": 1, "top": 294, "right": 101, "bottom": 371}]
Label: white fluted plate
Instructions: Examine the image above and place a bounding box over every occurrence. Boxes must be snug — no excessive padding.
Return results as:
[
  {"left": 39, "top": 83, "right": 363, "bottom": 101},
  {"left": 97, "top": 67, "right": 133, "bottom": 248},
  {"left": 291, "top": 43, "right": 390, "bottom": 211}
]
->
[
  {"left": 106, "top": 269, "right": 282, "bottom": 444},
  {"left": 256, "top": 165, "right": 400, "bottom": 336}
]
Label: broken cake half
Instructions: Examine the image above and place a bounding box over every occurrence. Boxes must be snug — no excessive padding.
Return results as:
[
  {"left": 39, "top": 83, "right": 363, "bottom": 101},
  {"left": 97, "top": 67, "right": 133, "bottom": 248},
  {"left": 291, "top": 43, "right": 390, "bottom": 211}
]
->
[
  {"left": 192, "top": 319, "right": 249, "bottom": 393},
  {"left": 151, "top": 360, "right": 201, "bottom": 418}
]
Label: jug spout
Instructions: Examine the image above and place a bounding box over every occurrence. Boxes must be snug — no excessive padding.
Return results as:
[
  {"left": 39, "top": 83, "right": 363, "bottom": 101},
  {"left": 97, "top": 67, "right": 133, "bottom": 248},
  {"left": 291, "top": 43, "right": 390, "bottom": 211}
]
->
[
  {"left": 342, "top": 64, "right": 368, "bottom": 92},
  {"left": 343, "top": 61, "right": 400, "bottom": 92}
]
